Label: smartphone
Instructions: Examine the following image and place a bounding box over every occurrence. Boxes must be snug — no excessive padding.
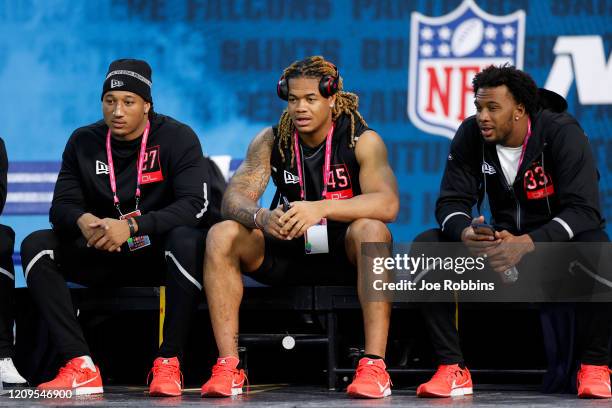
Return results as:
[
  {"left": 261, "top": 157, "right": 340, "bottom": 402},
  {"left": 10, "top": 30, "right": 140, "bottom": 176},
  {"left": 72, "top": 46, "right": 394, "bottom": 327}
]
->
[
  {"left": 472, "top": 223, "right": 496, "bottom": 236},
  {"left": 282, "top": 196, "right": 292, "bottom": 212}
]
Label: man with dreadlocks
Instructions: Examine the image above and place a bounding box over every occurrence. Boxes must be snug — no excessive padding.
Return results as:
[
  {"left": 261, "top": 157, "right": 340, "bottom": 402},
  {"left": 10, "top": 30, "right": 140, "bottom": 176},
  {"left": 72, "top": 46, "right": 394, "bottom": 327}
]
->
[{"left": 200, "top": 56, "right": 399, "bottom": 398}]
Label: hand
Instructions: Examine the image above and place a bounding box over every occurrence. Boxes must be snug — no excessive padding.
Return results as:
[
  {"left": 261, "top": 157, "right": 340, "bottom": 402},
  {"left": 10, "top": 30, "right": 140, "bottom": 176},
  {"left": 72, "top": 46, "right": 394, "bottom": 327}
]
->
[
  {"left": 258, "top": 208, "right": 288, "bottom": 240},
  {"left": 77, "top": 213, "right": 106, "bottom": 246},
  {"left": 461, "top": 215, "right": 501, "bottom": 256},
  {"left": 485, "top": 230, "right": 535, "bottom": 274},
  {"left": 87, "top": 218, "right": 131, "bottom": 252},
  {"left": 278, "top": 201, "right": 327, "bottom": 240}
]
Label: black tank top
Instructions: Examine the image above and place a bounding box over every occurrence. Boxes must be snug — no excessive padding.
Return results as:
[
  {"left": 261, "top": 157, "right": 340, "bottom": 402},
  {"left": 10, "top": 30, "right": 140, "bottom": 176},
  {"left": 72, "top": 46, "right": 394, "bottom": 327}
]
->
[{"left": 270, "top": 113, "right": 369, "bottom": 204}]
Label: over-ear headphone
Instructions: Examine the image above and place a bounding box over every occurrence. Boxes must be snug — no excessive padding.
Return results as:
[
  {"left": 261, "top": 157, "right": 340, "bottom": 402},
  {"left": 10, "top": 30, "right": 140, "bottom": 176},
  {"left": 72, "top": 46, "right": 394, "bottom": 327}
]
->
[{"left": 277, "top": 63, "right": 340, "bottom": 101}]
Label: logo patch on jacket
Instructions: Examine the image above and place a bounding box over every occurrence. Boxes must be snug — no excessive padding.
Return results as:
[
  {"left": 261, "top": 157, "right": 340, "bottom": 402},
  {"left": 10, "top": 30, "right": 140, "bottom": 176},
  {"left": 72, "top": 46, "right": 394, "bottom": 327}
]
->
[
  {"left": 481, "top": 161, "right": 496, "bottom": 175},
  {"left": 140, "top": 145, "right": 164, "bottom": 184},
  {"left": 284, "top": 170, "right": 299, "bottom": 184},
  {"left": 96, "top": 160, "right": 109, "bottom": 175},
  {"left": 523, "top": 163, "right": 554, "bottom": 199}
]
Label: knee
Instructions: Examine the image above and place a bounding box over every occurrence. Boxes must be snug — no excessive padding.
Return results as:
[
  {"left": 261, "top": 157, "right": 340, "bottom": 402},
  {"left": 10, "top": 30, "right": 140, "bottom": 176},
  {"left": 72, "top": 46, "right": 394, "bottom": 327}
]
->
[
  {"left": 0, "top": 224, "right": 15, "bottom": 260},
  {"left": 20, "top": 229, "right": 56, "bottom": 282},
  {"left": 165, "top": 226, "right": 203, "bottom": 254},
  {"left": 205, "top": 220, "right": 244, "bottom": 256},
  {"left": 20, "top": 230, "right": 55, "bottom": 264},
  {"left": 413, "top": 228, "right": 445, "bottom": 243},
  {"left": 164, "top": 226, "right": 205, "bottom": 285},
  {"left": 165, "top": 226, "right": 188, "bottom": 246},
  {"left": 346, "top": 218, "right": 391, "bottom": 245}
]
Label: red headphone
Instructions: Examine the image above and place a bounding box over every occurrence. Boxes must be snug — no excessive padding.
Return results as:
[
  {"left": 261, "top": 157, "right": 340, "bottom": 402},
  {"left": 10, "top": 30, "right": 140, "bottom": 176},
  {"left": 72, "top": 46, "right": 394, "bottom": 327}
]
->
[{"left": 277, "top": 62, "right": 339, "bottom": 101}]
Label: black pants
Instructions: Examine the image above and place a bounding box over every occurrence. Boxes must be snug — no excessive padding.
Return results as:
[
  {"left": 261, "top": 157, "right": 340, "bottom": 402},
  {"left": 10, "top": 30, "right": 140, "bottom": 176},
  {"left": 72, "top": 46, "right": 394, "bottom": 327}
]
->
[
  {"left": 416, "top": 228, "right": 612, "bottom": 366},
  {"left": 20, "top": 226, "right": 206, "bottom": 363},
  {"left": 0, "top": 225, "right": 16, "bottom": 358}
]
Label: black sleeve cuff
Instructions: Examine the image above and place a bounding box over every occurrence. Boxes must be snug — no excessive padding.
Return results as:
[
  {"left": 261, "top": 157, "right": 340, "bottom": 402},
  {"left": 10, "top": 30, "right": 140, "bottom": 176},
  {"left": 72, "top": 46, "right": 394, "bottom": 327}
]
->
[{"left": 441, "top": 213, "right": 472, "bottom": 242}]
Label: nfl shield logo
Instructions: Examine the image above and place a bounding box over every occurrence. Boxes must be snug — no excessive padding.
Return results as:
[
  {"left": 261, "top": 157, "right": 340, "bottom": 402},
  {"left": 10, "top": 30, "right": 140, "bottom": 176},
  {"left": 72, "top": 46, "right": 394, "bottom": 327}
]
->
[{"left": 408, "top": 0, "right": 525, "bottom": 139}]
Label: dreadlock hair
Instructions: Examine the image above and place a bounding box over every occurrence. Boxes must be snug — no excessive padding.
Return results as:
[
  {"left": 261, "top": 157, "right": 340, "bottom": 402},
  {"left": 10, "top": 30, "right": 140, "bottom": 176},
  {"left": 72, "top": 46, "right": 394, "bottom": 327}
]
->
[
  {"left": 472, "top": 64, "right": 539, "bottom": 117},
  {"left": 277, "top": 56, "right": 367, "bottom": 165}
]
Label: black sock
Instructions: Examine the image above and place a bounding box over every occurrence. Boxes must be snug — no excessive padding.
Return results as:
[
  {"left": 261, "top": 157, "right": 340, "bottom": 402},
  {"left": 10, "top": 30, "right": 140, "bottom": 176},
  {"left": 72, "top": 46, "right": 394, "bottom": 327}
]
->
[{"left": 363, "top": 354, "right": 385, "bottom": 362}]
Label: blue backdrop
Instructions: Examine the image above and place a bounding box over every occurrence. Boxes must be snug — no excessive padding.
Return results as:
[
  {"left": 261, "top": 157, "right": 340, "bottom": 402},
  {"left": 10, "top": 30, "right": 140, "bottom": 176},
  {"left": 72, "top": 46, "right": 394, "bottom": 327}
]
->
[{"left": 1, "top": 0, "right": 610, "bottom": 287}]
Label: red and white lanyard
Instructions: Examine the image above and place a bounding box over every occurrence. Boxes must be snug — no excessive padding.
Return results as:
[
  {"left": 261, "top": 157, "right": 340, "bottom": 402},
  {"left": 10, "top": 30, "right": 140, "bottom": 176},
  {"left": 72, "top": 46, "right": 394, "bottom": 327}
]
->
[
  {"left": 105, "top": 120, "right": 150, "bottom": 216},
  {"left": 292, "top": 123, "right": 335, "bottom": 200},
  {"left": 517, "top": 117, "right": 532, "bottom": 169}
]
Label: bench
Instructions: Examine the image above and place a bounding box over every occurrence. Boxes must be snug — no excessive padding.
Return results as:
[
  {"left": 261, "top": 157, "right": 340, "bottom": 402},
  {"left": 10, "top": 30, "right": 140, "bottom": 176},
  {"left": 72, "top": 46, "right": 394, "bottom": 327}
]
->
[
  {"left": 9, "top": 159, "right": 547, "bottom": 389},
  {"left": 7, "top": 158, "right": 358, "bottom": 388}
]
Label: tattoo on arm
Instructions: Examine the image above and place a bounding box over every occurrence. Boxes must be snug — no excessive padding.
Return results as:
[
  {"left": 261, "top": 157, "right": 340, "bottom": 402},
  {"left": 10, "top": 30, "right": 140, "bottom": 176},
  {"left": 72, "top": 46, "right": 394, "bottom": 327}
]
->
[{"left": 222, "top": 128, "right": 274, "bottom": 228}]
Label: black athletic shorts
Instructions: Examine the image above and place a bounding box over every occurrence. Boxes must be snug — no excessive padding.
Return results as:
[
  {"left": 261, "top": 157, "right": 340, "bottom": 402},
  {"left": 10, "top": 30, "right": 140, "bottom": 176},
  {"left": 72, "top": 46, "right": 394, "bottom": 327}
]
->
[{"left": 244, "top": 223, "right": 356, "bottom": 286}]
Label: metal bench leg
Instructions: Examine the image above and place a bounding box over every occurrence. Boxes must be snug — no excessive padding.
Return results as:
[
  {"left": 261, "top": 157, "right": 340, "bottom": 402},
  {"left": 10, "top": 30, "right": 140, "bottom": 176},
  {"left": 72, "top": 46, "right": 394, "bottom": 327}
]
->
[
  {"left": 158, "top": 286, "right": 165, "bottom": 347},
  {"left": 327, "top": 310, "right": 337, "bottom": 390}
]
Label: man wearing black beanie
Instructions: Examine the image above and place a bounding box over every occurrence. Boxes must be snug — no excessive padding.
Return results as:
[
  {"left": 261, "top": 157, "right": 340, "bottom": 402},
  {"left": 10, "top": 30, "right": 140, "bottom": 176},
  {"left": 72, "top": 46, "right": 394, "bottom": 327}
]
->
[{"left": 20, "top": 58, "right": 223, "bottom": 396}]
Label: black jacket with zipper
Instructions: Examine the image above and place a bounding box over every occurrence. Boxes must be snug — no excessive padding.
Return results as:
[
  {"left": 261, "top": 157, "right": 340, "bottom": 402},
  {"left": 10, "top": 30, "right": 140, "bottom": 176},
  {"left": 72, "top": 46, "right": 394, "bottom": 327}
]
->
[
  {"left": 435, "top": 89, "right": 604, "bottom": 242},
  {"left": 50, "top": 113, "right": 224, "bottom": 239}
]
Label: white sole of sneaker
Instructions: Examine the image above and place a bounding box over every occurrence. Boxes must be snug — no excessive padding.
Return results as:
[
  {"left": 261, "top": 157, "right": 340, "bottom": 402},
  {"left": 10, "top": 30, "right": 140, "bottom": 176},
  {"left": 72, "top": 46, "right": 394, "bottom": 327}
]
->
[
  {"left": 450, "top": 387, "right": 473, "bottom": 396},
  {"left": 418, "top": 387, "right": 473, "bottom": 398},
  {"left": 75, "top": 386, "right": 104, "bottom": 396},
  {"left": 347, "top": 388, "right": 392, "bottom": 398},
  {"left": 201, "top": 388, "right": 243, "bottom": 398}
]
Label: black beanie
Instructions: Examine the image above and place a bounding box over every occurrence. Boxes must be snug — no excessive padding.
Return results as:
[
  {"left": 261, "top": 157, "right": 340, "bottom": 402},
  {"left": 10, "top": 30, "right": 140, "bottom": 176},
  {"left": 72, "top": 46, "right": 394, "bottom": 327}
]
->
[{"left": 101, "top": 59, "right": 152, "bottom": 102}]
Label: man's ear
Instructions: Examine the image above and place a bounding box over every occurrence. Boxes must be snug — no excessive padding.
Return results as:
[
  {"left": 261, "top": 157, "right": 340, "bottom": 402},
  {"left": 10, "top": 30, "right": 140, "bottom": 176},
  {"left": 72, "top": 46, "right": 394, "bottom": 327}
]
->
[
  {"left": 514, "top": 103, "right": 526, "bottom": 120},
  {"left": 329, "top": 94, "right": 337, "bottom": 109}
]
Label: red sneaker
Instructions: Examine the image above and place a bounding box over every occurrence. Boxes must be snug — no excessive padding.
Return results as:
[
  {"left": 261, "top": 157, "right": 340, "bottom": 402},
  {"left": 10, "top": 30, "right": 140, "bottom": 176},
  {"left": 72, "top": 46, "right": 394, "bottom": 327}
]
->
[
  {"left": 417, "top": 364, "right": 472, "bottom": 397},
  {"left": 201, "top": 356, "right": 245, "bottom": 397},
  {"left": 346, "top": 357, "right": 392, "bottom": 398},
  {"left": 577, "top": 364, "right": 612, "bottom": 398},
  {"left": 148, "top": 357, "right": 183, "bottom": 397},
  {"left": 37, "top": 357, "right": 103, "bottom": 396}
]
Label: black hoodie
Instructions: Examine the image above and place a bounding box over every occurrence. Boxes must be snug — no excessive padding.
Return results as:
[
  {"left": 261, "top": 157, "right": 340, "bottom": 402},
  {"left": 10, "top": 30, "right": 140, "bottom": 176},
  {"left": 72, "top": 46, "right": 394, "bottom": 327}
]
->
[
  {"left": 435, "top": 89, "right": 604, "bottom": 242},
  {"left": 50, "top": 113, "right": 217, "bottom": 239}
]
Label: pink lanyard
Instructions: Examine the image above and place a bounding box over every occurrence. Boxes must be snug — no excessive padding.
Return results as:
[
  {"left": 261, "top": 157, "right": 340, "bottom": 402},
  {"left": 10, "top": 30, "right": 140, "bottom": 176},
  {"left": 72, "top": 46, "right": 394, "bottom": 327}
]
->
[
  {"left": 517, "top": 117, "right": 532, "bottom": 169},
  {"left": 292, "top": 123, "right": 335, "bottom": 200},
  {"left": 105, "top": 120, "right": 150, "bottom": 215}
]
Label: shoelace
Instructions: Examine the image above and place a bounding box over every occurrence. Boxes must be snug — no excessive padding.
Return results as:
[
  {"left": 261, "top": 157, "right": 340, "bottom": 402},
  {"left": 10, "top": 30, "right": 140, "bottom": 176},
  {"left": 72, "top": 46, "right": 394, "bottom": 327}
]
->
[
  {"left": 432, "top": 365, "right": 465, "bottom": 385},
  {"left": 211, "top": 363, "right": 239, "bottom": 378},
  {"left": 210, "top": 363, "right": 250, "bottom": 394},
  {"left": 353, "top": 363, "right": 391, "bottom": 386},
  {"left": 147, "top": 363, "right": 183, "bottom": 387},
  {"left": 579, "top": 366, "right": 612, "bottom": 383},
  {"left": 56, "top": 361, "right": 84, "bottom": 381}
]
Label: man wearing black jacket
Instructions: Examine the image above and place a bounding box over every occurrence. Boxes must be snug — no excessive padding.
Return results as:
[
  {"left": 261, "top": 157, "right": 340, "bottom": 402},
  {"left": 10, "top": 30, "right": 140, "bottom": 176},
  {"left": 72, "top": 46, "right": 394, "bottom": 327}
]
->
[
  {"left": 0, "top": 138, "right": 28, "bottom": 388},
  {"left": 20, "top": 59, "right": 219, "bottom": 397},
  {"left": 415, "top": 65, "right": 612, "bottom": 399}
]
